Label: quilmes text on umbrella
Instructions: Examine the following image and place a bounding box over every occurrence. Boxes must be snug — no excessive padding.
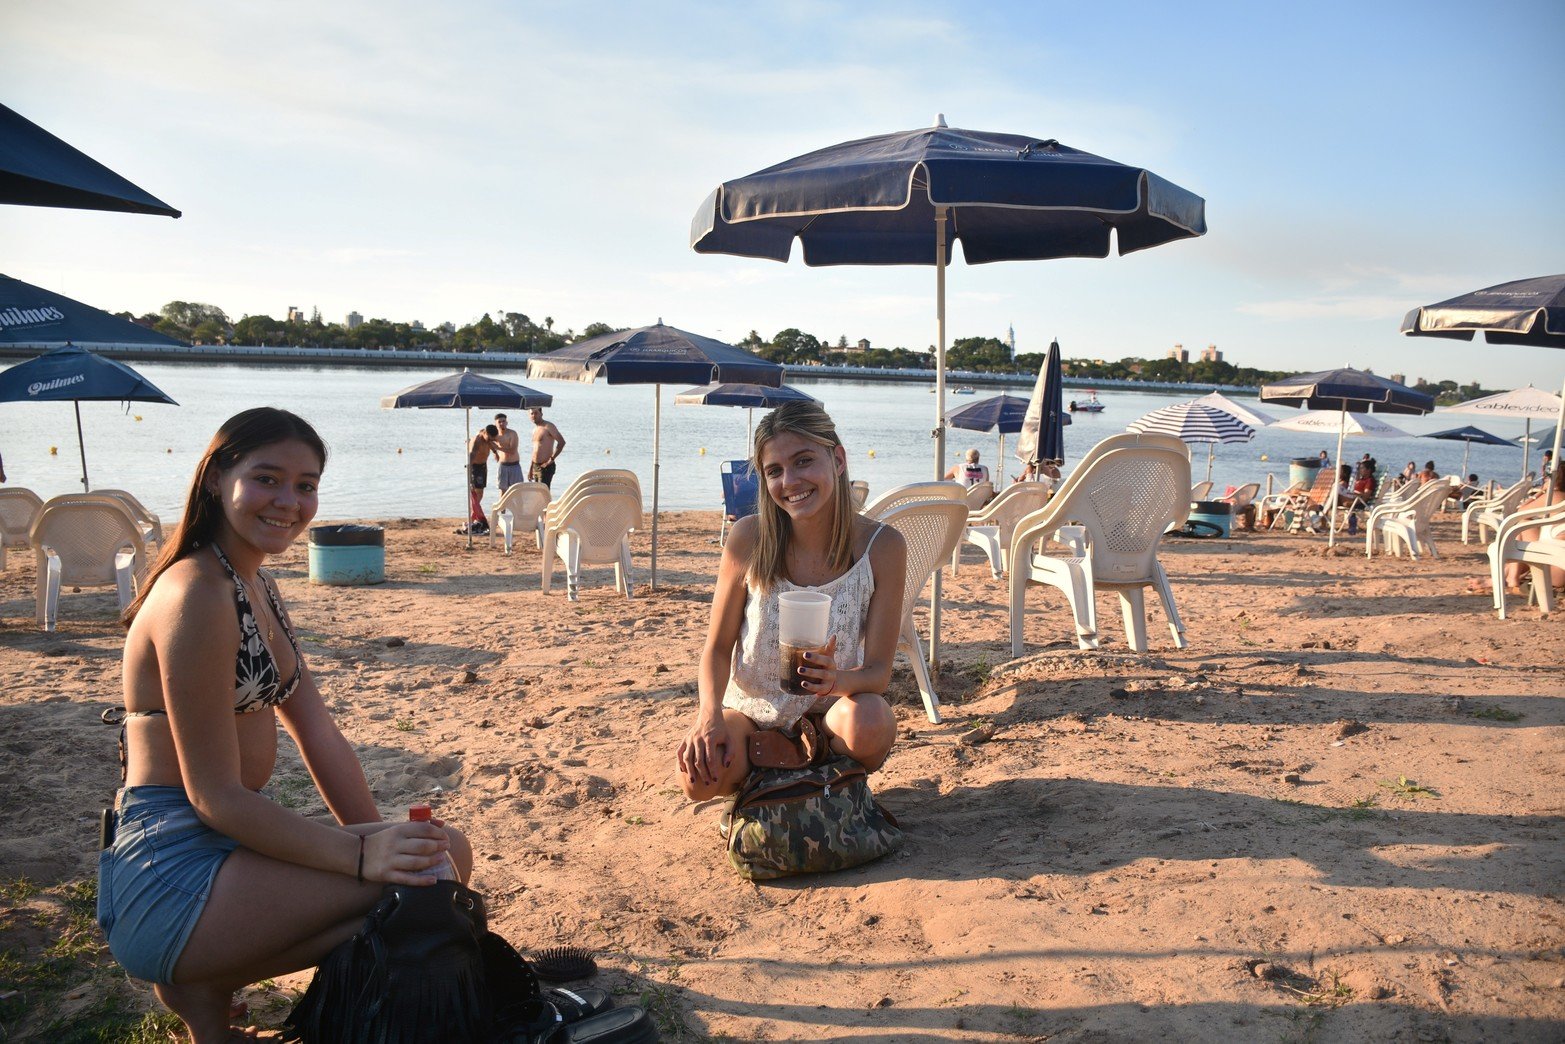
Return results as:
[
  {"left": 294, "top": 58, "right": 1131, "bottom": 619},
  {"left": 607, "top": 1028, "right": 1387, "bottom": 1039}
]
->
[
  {"left": 28, "top": 373, "right": 85, "bottom": 396},
  {"left": 1, "top": 305, "right": 67, "bottom": 329}
]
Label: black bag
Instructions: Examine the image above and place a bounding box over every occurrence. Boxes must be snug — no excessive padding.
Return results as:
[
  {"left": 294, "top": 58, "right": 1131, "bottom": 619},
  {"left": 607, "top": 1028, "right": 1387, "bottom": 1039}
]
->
[{"left": 282, "top": 881, "right": 545, "bottom": 1044}]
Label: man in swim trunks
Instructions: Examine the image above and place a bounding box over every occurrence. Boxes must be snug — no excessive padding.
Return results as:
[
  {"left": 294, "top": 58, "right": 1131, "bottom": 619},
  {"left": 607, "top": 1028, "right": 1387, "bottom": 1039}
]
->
[
  {"left": 529, "top": 407, "right": 566, "bottom": 488},
  {"left": 467, "top": 425, "right": 497, "bottom": 533},
  {"left": 493, "top": 413, "right": 524, "bottom": 491}
]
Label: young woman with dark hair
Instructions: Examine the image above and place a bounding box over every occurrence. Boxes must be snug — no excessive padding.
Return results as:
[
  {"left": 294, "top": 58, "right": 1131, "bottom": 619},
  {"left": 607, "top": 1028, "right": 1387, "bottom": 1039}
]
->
[
  {"left": 676, "top": 401, "right": 906, "bottom": 801},
  {"left": 101, "top": 407, "right": 472, "bottom": 1042}
]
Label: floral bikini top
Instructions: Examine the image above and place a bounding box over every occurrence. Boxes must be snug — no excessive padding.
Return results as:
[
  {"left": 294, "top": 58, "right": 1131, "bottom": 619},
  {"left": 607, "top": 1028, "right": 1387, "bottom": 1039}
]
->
[{"left": 211, "top": 544, "right": 304, "bottom": 713}]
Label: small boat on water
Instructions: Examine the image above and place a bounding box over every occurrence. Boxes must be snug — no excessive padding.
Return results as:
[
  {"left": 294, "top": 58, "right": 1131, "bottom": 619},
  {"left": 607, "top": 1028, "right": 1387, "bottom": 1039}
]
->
[
  {"left": 952, "top": 386, "right": 976, "bottom": 395},
  {"left": 1069, "top": 391, "right": 1106, "bottom": 413}
]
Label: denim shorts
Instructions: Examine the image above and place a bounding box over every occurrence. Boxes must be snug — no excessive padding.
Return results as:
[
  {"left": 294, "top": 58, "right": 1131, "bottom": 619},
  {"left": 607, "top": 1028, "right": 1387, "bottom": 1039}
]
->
[{"left": 97, "top": 785, "right": 239, "bottom": 984}]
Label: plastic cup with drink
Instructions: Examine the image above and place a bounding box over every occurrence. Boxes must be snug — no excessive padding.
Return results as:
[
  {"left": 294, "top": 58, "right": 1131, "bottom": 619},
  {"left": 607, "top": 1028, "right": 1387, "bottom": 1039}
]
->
[{"left": 777, "top": 590, "right": 832, "bottom": 696}]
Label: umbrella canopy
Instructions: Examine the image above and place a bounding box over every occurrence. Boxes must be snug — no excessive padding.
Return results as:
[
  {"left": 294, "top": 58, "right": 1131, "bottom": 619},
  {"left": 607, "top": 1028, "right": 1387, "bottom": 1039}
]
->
[
  {"left": 0, "top": 344, "right": 178, "bottom": 490},
  {"left": 1400, "top": 274, "right": 1565, "bottom": 349},
  {"left": 674, "top": 381, "right": 819, "bottom": 449},
  {"left": 1015, "top": 339, "right": 1068, "bottom": 470},
  {"left": 0, "top": 103, "right": 180, "bottom": 218},
  {"left": 1421, "top": 425, "right": 1517, "bottom": 478},
  {"left": 1260, "top": 367, "right": 1435, "bottom": 416},
  {"left": 691, "top": 117, "right": 1205, "bottom": 662},
  {"left": 1273, "top": 410, "right": 1409, "bottom": 438},
  {"left": 1191, "top": 391, "right": 1278, "bottom": 429},
  {"left": 944, "top": 392, "right": 1056, "bottom": 474},
  {"left": 529, "top": 324, "right": 783, "bottom": 587},
  {"left": 0, "top": 273, "right": 188, "bottom": 349},
  {"left": 1401, "top": 276, "right": 1565, "bottom": 485},
  {"left": 1126, "top": 401, "right": 1256, "bottom": 483},
  {"left": 1441, "top": 385, "right": 1564, "bottom": 482},
  {"left": 381, "top": 371, "right": 552, "bottom": 549}
]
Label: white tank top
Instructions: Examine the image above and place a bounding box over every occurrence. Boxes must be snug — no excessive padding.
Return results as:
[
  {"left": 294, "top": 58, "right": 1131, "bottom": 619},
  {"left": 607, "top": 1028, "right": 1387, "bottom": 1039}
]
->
[{"left": 723, "top": 526, "right": 884, "bottom": 730}]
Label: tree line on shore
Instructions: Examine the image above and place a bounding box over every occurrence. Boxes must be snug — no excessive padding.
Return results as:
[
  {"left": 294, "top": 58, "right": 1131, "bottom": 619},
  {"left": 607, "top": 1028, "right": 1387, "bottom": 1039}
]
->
[{"left": 124, "top": 301, "right": 1496, "bottom": 403}]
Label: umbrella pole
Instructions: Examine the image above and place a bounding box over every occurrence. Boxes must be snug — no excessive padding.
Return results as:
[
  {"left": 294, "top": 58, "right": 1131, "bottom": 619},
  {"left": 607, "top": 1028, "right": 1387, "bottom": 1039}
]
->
[
  {"left": 74, "top": 400, "right": 89, "bottom": 491},
  {"left": 1523, "top": 419, "right": 1532, "bottom": 484},
  {"left": 930, "top": 205, "right": 949, "bottom": 669},
  {"left": 997, "top": 432, "right": 1005, "bottom": 479},
  {"left": 1206, "top": 442, "right": 1215, "bottom": 484},
  {"left": 1461, "top": 439, "right": 1471, "bottom": 480},
  {"left": 651, "top": 385, "right": 661, "bottom": 591},
  {"left": 465, "top": 408, "right": 473, "bottom": 550},
  {"left": 1329, "top": 404, "right": 1346, "bottom": 549}
]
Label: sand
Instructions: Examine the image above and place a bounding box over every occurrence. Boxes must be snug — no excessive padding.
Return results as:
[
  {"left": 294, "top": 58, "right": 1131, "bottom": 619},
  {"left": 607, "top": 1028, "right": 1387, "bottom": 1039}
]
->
[{"left": 1, "top": 510, "right": 1562, "bottom": 1041}]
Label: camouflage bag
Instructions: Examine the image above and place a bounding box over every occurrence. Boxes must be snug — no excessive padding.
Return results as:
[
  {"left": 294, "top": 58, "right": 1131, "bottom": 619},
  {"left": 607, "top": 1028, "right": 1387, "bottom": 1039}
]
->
[{"left": 724, "top": 754, "right": 903, "bottom": 881}]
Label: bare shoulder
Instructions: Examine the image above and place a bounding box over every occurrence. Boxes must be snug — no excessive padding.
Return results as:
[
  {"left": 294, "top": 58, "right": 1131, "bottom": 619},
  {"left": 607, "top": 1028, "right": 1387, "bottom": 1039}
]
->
[
  {"left": 139, "top": 552, "right": 237, "bottom": 638},
  {"left": 725, "top": 515, "right": 760, "bottom": 559},
  {"left": 862, "top": 517, "right": 906, "bottom": 559}
]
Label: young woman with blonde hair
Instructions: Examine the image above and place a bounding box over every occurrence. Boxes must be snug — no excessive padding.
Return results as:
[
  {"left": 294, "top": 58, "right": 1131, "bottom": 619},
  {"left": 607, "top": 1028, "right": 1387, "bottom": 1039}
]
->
[
  {"left": 99, "top": 407, "right": 471, "bottom": 1042},
  {"left": 677, "top": 401, "right": 906, "bottom": 801}
]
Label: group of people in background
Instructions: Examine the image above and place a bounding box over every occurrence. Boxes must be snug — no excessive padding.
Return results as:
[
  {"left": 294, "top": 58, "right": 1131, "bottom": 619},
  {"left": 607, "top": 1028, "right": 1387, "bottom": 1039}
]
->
[{"left": 460, "top": 408, "right": 566, "bottom": 536}]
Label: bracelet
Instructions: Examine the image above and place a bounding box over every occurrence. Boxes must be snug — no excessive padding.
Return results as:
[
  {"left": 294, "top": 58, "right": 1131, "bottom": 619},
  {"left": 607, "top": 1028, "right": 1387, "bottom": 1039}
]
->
[{"left": 356, "top": 835, "right": 366, "bottom": 884}]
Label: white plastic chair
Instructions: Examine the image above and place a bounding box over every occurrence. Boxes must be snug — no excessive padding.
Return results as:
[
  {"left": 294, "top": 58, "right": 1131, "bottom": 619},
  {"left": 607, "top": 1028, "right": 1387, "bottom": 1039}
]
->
[
  {"left": 1257, "top": 480, "right": 1306, "bottom": 530},
  {"left": 849, "top": 480, "right": 869, "bottom": 512},
  {"left": 1189, "top": 480, "right": 1214, "bottom": 502},
  {"left": 953, "top": 481, "right": 1053, "bottom": 578},
  {"left": 1220, "top": 482, "right": 1261, "bottom": 531},
  {"left": 490, "top": 481, "right": 550, "bottom": 554},
  {"left": 0, "top": 488, "right": 45, "bottom": 553},
  {"left": 1365, "top": 478, "right": 1457, "bottom": 559},
  {"left": 93, "top": 489, "right": 164, "bottom": 552},
  {"left": 1463, "top": 477, "right": 1533, "bottom": 545},
  {"left": 876, "top": 499, "right": 971, "bottom": 724},
  {"left": 538, "top": 471, "right": 641, "bottom": 548},
  {"left": 540, "top": 489, "right": 642, "bottom": 601},
  {"left": 1010, "top": 441, "right": 1192, "bottom": 655},
  {"left": 963, "top": 482, "right": 995, "bottom": 511},
  {"left": 864, "top": 481, "right": 967, "bottom": 520},
  {"left": 1488, "top": 497, "right": 1565, "bottom": 619},
  {"left": 31, "top": 497, "right": 147, "bottom": 630}
]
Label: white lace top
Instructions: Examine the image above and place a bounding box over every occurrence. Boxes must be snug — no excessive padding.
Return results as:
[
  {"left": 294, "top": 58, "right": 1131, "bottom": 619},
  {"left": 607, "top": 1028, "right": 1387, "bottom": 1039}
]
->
[{"left": 723, "top": 526, "right": 885, "bottom": 730}]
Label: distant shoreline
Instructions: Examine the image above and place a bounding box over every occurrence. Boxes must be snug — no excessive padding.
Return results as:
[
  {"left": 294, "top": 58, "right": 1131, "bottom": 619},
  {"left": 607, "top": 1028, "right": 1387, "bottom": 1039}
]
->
[{"left": 0, "top": 342, "right": 1262, "bottom": 395}]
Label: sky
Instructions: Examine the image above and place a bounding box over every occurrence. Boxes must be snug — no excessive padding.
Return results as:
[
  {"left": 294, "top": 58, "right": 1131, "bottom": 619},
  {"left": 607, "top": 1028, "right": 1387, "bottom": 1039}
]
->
[{"left": 4, "top": 0, "right": 1563, "bottom": 389}]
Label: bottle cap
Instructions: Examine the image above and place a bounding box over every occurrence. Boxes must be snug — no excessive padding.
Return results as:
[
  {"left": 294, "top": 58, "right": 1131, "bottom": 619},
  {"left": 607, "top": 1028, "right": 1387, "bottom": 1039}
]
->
[{"left": 408, "top": 803, "right": 433, "bottom": 822}]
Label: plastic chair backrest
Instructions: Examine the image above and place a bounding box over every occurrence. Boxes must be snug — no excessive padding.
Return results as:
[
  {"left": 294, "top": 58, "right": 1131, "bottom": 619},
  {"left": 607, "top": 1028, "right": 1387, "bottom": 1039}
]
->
[
  {"left": 496, "top": 481, "right": 551, "bottom": 520},
  {"left": 556, "top": 469, "right": 641, "bottom": 503},
  {"left": 973, "top": 482, "right": 1053, "bottom": 544},
  {"left": 553, "top": 490, "right": 642, "bottom": 559},
  {"left": 964, "top": 483, "right": 994, "bottom": 510},
  {"left": 720, "top": 460, "right": 760, "bottom": 521},
  {"left": 551, "top": 474, "right": 643, "bottom": 521},
  {"left": 1190, "top": 480, "right": 1214, "bottom": 501},
  {"left": 865, "top": 481, "right": 967, "bottom": 520},
  {"left": 0, "top": 488, "right": 45, "bottom": 548},
  {"left": 877, "top": 499, "right": 971, "bottom": 612},
  {"left": 32, "top": 498, "right": 145, "bottom": 586},
  {"left": 849, "top": 480, "right": 869, "bottom": 511},
  {"left": 1223, "top": 483, "right": 1260, "bottom": 510}
]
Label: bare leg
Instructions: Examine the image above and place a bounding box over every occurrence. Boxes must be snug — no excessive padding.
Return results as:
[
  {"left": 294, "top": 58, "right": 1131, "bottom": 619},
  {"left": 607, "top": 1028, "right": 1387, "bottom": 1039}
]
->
[
  {"left": 823, "top": 693, "right": 897, "bottom": 771},
  {"left": 679, "top": 709, "right": 756, "bottom": 801}
]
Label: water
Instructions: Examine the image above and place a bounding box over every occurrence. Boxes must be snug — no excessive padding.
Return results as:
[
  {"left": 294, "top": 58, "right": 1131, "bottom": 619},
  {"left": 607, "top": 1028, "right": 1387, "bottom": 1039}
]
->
[{"left": 0, "top": 361, "right": 1548, "bottom": 520}]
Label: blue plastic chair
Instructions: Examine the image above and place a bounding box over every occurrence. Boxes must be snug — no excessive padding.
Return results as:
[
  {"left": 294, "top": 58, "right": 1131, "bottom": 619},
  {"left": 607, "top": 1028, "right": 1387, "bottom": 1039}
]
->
[{"left": 720, "top": 460, "right": 759, "bottom": 544}]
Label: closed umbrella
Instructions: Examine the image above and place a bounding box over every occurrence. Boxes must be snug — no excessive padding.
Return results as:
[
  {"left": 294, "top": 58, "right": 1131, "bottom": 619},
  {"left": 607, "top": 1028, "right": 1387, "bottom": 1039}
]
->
[
  {"left": 528, "top": 323, "right": 783, "bottom": 587},
  {"left": 1420, "top": 425, "right": 1517, "bottom": 479},
  {"left": 381, "top": 370, "right": 552, "bottom": 549},
  {"left": 1440, "top": 385, "right": 1563, "bottom": 483},
  {"left": 1261, "top": 368, "right": 1433, "bottom": 547},
  {"left": 693, "top": 118, "right": 1205, "bottom": 660},
  {"left": 1401, "top": 275, "right": 1565, "bottom": 490},
  {"left": 0, "top": 344, "right": 178, "bottom": 491},
  {"left": 944, "top": 392, "right": 1050, "bottom": 472},
  {"left": 673, "top": 381, "right": 818, "bottom": 448},
  {"left": 0, "top": 103, "right": 180, "bottom": 217},
  {"left": 1015, "top": 339, "right": 1069, "bottom": 477},
  {"left": 1127, "top": 401, "right": 1256, "bottom": 483}
]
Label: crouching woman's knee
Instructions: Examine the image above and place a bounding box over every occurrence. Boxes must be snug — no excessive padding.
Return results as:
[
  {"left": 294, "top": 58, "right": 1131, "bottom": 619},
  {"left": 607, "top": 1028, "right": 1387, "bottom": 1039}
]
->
[
  {"left": 443, "top": 824, "right": 474, "bottom": 882},
  {"left": 824, "top": 693, "right": 897, "bottom": 771}
]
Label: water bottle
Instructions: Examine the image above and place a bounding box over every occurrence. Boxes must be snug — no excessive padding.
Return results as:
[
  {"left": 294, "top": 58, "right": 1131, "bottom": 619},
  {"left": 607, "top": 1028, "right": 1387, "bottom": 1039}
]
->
[{"left": 408, "top": 803, "right": 459, "bottom": 881}]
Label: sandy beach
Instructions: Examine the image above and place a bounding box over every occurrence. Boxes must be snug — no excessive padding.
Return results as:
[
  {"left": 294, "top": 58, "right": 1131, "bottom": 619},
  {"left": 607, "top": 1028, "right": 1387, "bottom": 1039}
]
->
[{"left": 2, "top": 509, "right": 1563, "bottom": 1042}]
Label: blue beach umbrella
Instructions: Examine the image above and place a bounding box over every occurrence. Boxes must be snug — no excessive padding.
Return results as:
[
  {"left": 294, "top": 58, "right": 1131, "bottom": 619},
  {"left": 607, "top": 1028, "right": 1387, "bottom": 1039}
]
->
[
  {"left": 674, "top": 381, "right": 818, "bottom": 448},
  {"left": 1420, "top": 425, "right": 1517, "bottom": 479},
  {"left": 0, "top": 344, "right": 178, "bottom": 491},
  {"left": 381, "top": 370, "right": 552, "bottom": 549},
  {"left": 0, "top": 103, "right": 180, "bottom": 217},
  {"left": 0, "top": 274, "right": 187, "bottom": 349},
  {"left": 1261, "top": 367, "right": 1434, "bottom": 547},
  {"left": 1016, "top": 339, "right": 1068, "bottom": 473},
  {"left": 944, "top": 392, "right": 1048, "bottom": 469},
  {"left": 529, "top": 323, "right": 783, "bottom": 587}
]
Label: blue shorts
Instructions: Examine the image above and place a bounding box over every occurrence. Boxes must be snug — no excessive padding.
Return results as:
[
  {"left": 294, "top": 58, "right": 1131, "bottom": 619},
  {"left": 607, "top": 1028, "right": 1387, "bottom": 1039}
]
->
[
  {"left": 97, "top": 785, "right": 239, "bottom": 984},
  {"left": 498, "top": 461, "right": 524, "bottom": 490}
]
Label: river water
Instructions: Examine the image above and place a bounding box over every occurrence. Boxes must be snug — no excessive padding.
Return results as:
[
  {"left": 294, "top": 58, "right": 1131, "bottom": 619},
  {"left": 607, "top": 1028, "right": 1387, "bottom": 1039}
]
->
[{"left": 0, "top": 362, "right": 1544, "bottom": 521}]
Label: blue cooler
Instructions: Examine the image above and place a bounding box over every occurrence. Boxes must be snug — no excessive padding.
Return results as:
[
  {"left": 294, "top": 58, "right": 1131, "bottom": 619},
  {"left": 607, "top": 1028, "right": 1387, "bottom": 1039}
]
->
[
  {"left": 1189, "top": 499, "right": 1233, "bottom": 538},
  {"left": 309, "top": 524, "right": 385, "bottom": 585},
  {"left": 1289, "top": 457, "right": 1323, "bottom": 489}
]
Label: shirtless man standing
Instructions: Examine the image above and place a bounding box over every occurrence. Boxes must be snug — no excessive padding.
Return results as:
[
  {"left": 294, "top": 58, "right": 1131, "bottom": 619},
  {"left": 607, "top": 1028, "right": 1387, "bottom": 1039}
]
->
[
  {"left": 529, "top": 408, "right": 566, "bottom": 488},
  {"left": 493, "top": 413, "right": 523, "bottom": 491},
  {"left": 465, "top": 425, "right": 497, "bottom": 534}
]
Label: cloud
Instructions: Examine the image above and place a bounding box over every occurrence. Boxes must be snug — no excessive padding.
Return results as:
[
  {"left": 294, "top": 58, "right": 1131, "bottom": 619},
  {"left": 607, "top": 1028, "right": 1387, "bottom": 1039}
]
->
[{"left": 1236, "top": 295, "right": 1413, "bottom": 322}]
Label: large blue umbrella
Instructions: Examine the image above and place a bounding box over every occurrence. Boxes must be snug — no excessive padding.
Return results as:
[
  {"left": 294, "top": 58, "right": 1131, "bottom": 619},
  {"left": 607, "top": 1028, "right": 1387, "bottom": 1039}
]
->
[
  {"left": 0, "top": 344, "right": 178, "bottom": 491},
  {"left": 382, "top": 370, "right": 553, "bottom": 548},
  {"left": 944, "top": 392, "right": 1046, "bottom": 469},
  {"left": 692, "top": 117, "right": 1205, "bottom": 659},
  {"left": 1261, "top": 367, "right": 1435, "bottom": 547},
  {"left": 1402, "top": 275, "right": 1565, "bottom": 489},
  {"left": 674, "top": 381, "right": 818, "bottom": 448},
  {"left": 528, "top": 323, "right": 783, "bottom": 587},
  {"left": 1420, "top": 425, "right": 1517, "bottom": 479},
  {"left": 1, "top": 103, "right": 180, "bottom": 217},
  {"left": 0, "top": 274, "right": 187, "bottom": 349}
]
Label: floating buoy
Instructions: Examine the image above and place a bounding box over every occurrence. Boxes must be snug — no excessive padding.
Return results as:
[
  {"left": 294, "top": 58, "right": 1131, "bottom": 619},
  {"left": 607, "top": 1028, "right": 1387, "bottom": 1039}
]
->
[
  {"left": 604, "top": 448, "right": 611, "bottom": 455},
  {"left": 1259, "top": 454, "right": 1269, "bottom": 462},
  {"left": 699, "top": 447, "right": 706, "bottom": 456},
  {"left": 868, "top": 450, "right": 876, "bottom": 458},
  {"left": 134, "top": 415, "right": 143, "bottom": 422},
  {"left": 50, "top": 446, "right": 58, "bottom": 455}
]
